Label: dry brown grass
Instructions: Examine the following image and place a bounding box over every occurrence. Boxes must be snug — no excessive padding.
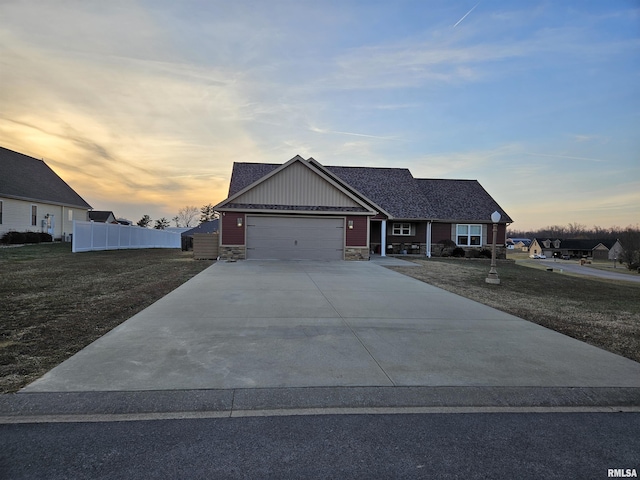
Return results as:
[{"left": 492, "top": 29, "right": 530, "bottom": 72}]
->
[
  {"left": 0, "top": 243, "right": 213, "bottom": 393},
  {"left": 389, "top": 258, "right": 640, "bottom": 364}
]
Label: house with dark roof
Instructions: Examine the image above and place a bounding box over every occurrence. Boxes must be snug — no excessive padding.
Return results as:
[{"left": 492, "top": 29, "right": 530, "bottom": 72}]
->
[
  {"left": 213, "top": 155, "right": 512, "bottom": 261},
  {"left": 88, "top": 211, "right": 118, "bottom": 224},
  {"left": 0, "top": 146, "right": 92, "bottom": 240},
  {"left": 530, "top": 238, "right": 623, "bottom": 260}
]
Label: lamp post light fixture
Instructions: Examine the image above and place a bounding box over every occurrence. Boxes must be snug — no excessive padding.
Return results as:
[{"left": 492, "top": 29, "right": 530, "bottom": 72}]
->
[{"left": 485, "top": 211, "right": 501, "bottom": 284}]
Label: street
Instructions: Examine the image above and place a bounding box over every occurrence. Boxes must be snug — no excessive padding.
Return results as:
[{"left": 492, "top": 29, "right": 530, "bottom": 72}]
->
[{"left": 2, "top": 412, "right": 638, "bottom": 479}]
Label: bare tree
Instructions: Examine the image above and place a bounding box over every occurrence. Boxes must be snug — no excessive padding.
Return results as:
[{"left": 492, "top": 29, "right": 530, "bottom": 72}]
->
[{"left": 176, "top": 206, "right": 199, "bottom": 227}]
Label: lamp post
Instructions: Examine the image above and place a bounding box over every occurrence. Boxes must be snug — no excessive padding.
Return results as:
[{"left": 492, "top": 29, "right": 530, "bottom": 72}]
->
[{"left": 485, "top": 211, "right": 501, "bottom": 284}]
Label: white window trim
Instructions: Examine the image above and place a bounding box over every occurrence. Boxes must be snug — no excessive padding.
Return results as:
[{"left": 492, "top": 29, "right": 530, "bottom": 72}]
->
[
  {"left": 456, "top": 224, "right": 483, "bottom": 246},
  {"left": 392, "top": 222, "right": 412, "bottom": 236},
  {"left": 31, "top": 205, "right": 37, "bottom": 226}
]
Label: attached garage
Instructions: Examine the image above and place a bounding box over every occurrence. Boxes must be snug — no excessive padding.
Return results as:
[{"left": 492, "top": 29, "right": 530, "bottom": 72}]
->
[
  {"left": 246, "top": 216, "right": 344, "bottom": 260},
  {"left": 215, "top": 156, "right": 376, "bottom": 261}
]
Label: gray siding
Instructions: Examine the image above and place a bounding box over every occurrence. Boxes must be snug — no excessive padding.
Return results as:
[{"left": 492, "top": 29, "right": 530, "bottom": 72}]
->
[{"left": 233, "top": 161, "right": 360, "bottom": 208}]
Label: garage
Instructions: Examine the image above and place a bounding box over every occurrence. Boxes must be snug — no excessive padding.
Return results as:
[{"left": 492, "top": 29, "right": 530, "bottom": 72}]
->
[{"left": 246, "top": 216, "right": 344, "bottom": 260}]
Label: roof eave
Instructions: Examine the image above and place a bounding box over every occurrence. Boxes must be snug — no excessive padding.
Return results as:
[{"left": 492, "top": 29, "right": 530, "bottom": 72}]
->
[{"left": 0, "top": 193, "right": 92, "bottom": 209}]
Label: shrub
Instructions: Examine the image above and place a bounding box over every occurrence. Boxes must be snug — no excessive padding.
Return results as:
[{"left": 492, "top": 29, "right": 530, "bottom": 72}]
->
[
  {"left": 1, "top": 231, "right": 53, "bottom": 244},
  {"left": 479, "top": 249, "right": 492, "bottom": 258},
  {"left": 452, "top": 247, "right": 465, "bottom": 258}
]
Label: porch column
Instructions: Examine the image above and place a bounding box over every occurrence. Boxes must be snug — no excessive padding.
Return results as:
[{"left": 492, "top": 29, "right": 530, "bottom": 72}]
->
[
  {"left": 380, "top": 219, "right": 387, "bottom": 257},
  {"left": 426, "top": 221, "right": 432, "bottom": 258}
]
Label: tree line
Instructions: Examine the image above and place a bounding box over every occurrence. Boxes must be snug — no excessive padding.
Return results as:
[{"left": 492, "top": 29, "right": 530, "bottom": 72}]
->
[
  {"left": 507, "top": 222, "right": 639, "bottom": 242},
  {"left": 136, "top": 204, "right": 218, "bottom": 230}
]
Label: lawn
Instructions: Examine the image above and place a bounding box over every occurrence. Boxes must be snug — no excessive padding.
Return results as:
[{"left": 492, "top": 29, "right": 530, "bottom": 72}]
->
[
  {"left": 389, "top": 258, "right": 640, "bottom": 364},
  {"left": 2, "top": 245, "right": 638, "bottom": 394},
  {"left": 0, "top": 243, "right": 214, "bottom": 393}
]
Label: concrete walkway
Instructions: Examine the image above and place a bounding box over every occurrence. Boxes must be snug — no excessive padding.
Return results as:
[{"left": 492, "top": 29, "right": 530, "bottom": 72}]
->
[{"left": 22, "top": 260, "right": 640, "bottom": 393}]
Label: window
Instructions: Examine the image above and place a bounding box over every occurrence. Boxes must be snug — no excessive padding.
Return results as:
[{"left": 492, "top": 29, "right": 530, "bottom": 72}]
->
[
  {"left": 31, "top": 205, "right": 37, "bottom": 226},
  {"left": 0, "top": 201, "right": 3, "bottom": 224},
  {"left": 68, "top": 209, "right": 73, "bottom": 221},
  {"left": 392, "top": 223, "right": 411, "bottom": 236},
  {"left": 456, "top": 224, "right": 482, "bottom": 246}
]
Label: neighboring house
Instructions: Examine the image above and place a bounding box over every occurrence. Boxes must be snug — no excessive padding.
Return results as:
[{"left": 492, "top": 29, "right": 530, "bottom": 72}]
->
[
  {"left": 181, "top": 220, "right": 219, "bottom": 251},
  {"left": 512, "top": 240, "right": 531, "bottom": 252},
  {"left": 213, "top": 155, "right": 512, "bottom": 261},
  {"left": 0, "top": 146, "right": 91, "bottom": 240},
  {"left": 530, "top": 238, "right": 623, "bottom": 260},
  {"left": 88, "top": 211, "right": 118, "bottom": 223},
  {"left": 508, "top": 238, "right": 531, "bottom": 251}
]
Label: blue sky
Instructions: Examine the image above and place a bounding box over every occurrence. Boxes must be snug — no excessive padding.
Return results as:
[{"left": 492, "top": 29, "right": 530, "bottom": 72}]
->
[{"left": 1, "top": 0, "right": 638, "bottom": 230}]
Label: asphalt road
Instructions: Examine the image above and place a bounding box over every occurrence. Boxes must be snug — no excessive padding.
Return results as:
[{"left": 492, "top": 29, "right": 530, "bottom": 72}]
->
[
  {"left": 2, "top": 412, "right": 639, "bottom": 479},
  {"left": 532, "top": 259, "right": 640, "bottom": 283}
]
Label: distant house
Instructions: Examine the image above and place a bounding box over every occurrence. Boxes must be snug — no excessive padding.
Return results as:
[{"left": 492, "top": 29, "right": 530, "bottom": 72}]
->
[
  {"left": 88, "top": 211, "right": 118, "bottom": 224},
  {"left": 530, "top": 238, "right": 623, "bottom": 260},
  {"left": 0, "top": 146, "right": 91, "bottom": 240},
  {"left": 213, "top": 155, "right": 512, "bottom": 261},
  {"left": 508, "top": 238, "right": 531, "bottom": 251}
]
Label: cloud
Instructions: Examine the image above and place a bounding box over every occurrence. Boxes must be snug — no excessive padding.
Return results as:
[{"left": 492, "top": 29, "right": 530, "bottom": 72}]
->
[{"left": 524, "top": 152, "right": 606, "bottom": 163}]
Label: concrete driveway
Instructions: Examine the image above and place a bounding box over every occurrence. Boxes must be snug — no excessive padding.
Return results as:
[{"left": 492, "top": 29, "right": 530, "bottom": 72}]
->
[{"left": 22, "top": 259, "right": 640, "bottom": 392}]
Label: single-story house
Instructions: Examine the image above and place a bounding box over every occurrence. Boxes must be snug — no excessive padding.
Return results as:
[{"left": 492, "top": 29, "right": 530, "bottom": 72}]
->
[
  {"left": 88, "top": 211, "right": 118, "bottom": 223},
  {"left": 213, "top": 155, "right": 512, "bottom": 261},
  {"left": 0, "top": 146, "right": 91, "bottom": 240},
  {"left": 508, "top": 238, "right": 531, "bottom": 251},
  {"left": 530, "top": 238, "right": 624, "bottom": 260}
]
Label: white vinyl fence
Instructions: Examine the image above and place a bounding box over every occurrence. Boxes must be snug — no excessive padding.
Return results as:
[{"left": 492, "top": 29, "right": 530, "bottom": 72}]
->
[{"left": 72, "top": 221, "right": 181, "bottom": 253}]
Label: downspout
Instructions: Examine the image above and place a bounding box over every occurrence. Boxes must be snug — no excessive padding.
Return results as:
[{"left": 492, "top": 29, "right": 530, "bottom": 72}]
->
[
  {"left": 426, "top": 221, "right": 432, "bottom": 258},
  {"left": 380, "top": 219, "right": 386, "bottom": 257}
]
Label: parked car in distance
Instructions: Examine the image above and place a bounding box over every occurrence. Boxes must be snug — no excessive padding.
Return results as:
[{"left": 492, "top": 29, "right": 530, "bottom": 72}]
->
[
  {"left": 529, "top": 254, "right": 547, "bottom": 259},
  {"left": 561, "top": 254, "right": 571, "bottom": 260}
]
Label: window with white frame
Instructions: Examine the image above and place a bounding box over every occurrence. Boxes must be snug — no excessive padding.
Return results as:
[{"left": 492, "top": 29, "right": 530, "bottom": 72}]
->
[
  {"left": 31, "top": 205, "right": 37, "bottom": 226},
  {"left": 68, "top": 209, "right": 73, "bottom": 221},
  {"left": 456, "top": 224, "right": 482, "bottom": 246},
  {"left": 392, "top": 222, "right": 412, "bottom": 236}
]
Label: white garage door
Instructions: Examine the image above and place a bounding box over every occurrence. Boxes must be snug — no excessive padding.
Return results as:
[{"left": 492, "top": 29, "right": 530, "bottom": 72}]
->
[{"left": 246, "top": 216, "right": 344, "bottom": 260}]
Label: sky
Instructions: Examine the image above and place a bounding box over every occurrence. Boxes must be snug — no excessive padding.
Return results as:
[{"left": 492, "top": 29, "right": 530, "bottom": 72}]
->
[{"left": 1, "top": 0, "right": 638, "bottom": 230}]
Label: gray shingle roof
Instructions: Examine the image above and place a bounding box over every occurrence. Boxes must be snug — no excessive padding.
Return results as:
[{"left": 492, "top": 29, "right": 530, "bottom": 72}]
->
[
  {"left": 324, "top": 166, "right": 430, "bottom": 219},
  {"left": 224, "top": 158, "right": 512, "bottom": 222},
  {"left": 183, "top": 219, "right": 219, "bottom": 236},
  {"left": 0, "top": 146, "right": 92, "bottom": 209},
  {"left": 416, "top": 179, "right": 513, "bottom": 223},
  {"left": 229, "top": 163, "right": 280, "bottom": 196}
]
